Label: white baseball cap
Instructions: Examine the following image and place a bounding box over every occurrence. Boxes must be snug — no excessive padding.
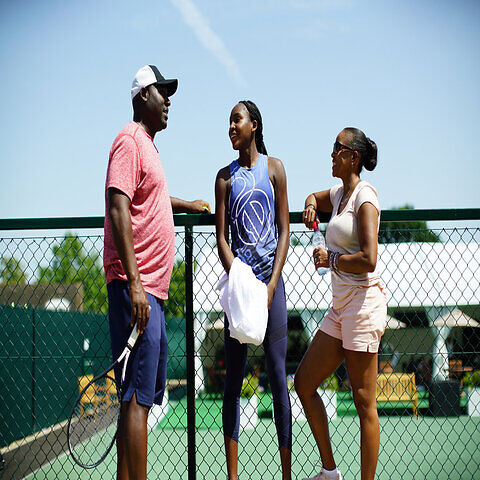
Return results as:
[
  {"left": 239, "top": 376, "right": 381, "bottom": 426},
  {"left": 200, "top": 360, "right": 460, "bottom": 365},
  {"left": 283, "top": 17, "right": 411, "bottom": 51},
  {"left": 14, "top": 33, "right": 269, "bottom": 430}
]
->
[{"left": 131, "top": 65, "right": 178, "bottom": 99}]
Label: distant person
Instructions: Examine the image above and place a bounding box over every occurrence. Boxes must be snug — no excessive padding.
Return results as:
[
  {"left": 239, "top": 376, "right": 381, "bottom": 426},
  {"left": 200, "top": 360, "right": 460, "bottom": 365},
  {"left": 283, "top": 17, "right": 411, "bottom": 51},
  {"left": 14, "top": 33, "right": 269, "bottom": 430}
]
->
[
  {"left": 405, "top": 357, "right": 417, "bottom": 375},
  {"left": 417, "top": 356, "right": 432, "bottom": 390},
  {"left": 215, "top": 100, "right": 291, "bottom": 480},
  {"left": 295, "top": 128, "right": 386, "bottom": 480},
  {"left": 104, "top": 65, "right": 210, "bottom": 480}
]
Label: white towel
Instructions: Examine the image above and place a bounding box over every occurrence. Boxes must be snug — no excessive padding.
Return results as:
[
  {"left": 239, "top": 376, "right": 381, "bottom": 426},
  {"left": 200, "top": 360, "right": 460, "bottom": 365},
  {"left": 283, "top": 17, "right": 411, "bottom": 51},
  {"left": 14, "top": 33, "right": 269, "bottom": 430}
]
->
[{"left": 216, "top": 257, "right": 268, "bottom": 346}]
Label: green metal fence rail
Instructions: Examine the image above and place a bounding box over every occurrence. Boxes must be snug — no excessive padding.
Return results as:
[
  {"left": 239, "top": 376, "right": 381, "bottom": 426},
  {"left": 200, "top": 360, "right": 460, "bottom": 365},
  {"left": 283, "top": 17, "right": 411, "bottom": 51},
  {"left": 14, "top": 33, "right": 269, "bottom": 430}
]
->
[
  {"left": 0, "top": 210, "right": 479, "bottom": 480},
  {"left": 0, "top": 208, "right": 479, "bottom": 230}
]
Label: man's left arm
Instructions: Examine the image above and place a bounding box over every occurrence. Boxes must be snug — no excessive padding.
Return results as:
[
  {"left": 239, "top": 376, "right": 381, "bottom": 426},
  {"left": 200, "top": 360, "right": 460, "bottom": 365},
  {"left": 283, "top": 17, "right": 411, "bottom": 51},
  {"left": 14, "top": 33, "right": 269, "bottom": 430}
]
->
[{"left": 170, "top": 197, "right": 211, "bottom": 214}]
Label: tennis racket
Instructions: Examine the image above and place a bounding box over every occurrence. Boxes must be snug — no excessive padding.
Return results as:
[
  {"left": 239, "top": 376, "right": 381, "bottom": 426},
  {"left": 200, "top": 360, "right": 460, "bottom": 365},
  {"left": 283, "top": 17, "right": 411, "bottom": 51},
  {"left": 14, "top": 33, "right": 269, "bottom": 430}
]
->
[{"left": 67, "top": 325, "right": 140, "bottom": 468}]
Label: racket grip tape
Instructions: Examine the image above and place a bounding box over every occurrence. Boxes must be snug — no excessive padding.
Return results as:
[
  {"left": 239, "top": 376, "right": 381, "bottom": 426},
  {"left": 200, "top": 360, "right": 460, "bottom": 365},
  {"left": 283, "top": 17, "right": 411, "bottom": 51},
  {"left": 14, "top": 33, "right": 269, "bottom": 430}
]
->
[
  {"left": 127, "top": 306, "right": 150, "bottom": 348},
  {"left": 127, "top": 326, "right": 140, "bottom": 349}
]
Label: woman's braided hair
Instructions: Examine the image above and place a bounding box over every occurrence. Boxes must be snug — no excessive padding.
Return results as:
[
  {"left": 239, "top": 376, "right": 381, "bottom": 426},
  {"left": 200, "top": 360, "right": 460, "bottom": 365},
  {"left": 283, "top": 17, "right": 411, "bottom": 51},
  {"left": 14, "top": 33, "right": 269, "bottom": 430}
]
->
[{"left": 239, "top": 100, "right": 268, "bottom": 155}]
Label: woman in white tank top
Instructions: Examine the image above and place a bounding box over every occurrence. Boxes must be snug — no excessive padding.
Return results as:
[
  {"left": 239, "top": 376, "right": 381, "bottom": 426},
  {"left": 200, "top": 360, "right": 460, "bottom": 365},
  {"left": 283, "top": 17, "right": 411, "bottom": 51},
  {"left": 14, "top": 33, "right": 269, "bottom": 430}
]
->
[{"left": 295, "top": 127, "right": 387, "bottom": 480}]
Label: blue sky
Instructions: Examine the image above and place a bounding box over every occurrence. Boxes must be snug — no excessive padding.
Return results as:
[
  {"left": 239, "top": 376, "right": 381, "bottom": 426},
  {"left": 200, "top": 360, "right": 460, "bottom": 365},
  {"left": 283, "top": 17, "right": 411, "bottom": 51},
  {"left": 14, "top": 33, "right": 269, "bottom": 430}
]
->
[{"left": 0, "top": 0, "right": 479, "bottom": 219}]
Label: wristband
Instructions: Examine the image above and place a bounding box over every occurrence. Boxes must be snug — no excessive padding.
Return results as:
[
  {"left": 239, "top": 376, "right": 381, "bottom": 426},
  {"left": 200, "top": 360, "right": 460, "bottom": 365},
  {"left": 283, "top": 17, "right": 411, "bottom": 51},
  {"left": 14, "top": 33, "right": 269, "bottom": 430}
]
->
[
  {"left": 328, "top": 251, "right": 340, "bottom": 273},
  {"left": 328, "top": 251, "right": 334, "bottom": 271},
  {"left": 333, "top": 252, "right": 340, "bottom": 272}
]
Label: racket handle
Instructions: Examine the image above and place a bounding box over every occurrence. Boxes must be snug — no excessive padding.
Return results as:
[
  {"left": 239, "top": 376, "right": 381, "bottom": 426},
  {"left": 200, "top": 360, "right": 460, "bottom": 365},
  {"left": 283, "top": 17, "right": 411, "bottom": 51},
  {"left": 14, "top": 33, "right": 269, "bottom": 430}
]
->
[
  {"left": 127, "top": 326, "right": 140, "bottom": 350},
  {"left": 127, "top": 306, "right": 150, "bottom": 348}
]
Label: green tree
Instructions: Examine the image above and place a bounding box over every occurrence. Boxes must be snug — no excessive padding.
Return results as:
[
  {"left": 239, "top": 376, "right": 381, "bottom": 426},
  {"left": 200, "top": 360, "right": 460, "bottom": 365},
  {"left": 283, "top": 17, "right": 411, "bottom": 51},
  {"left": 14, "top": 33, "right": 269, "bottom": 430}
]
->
[
  {"left": 38, "top": 234, "right": 107, "bottom": 313},
  {"left": 0, "top": 257, "right": 27, "bottom": 284},
  {"left": 379, "top": 204, "right": 441, "bottom": 244},
  {"left": 290, "top": 236, "right": 307, "bottom": 247},
  {"left": 290, "top": 237, "right": 302, "bottom": 247},
  {"left": 165, "top": 259, "right": 186, "bottom": 317}
]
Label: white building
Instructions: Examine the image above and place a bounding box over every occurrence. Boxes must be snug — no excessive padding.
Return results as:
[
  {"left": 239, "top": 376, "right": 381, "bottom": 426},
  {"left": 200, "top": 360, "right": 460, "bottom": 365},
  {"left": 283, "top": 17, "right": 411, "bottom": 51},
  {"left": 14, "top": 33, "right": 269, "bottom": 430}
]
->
[{"left": 192, "top": 242, "right": 480, "bottom": 389}]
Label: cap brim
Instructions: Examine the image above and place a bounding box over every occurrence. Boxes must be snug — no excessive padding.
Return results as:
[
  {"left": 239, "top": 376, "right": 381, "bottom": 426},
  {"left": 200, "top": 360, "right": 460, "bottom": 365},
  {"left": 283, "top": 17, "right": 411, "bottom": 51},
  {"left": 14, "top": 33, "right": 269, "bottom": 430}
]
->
[{"left": 154, "top": 79, "right": 178, "bottom": 97}]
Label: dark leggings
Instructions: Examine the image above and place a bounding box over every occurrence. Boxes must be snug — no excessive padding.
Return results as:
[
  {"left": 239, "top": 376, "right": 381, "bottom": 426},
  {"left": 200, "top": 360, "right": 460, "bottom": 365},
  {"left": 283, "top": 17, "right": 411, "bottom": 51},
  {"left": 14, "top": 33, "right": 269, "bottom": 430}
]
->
[{"left": 222, "top": 276, "right": 292, "bottom": 449}]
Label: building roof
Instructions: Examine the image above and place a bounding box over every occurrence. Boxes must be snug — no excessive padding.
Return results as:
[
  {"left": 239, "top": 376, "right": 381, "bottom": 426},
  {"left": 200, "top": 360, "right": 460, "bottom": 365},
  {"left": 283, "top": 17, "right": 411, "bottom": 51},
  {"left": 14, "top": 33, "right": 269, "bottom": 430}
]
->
[
  {"left": 0, "top": 282, "right": 83, "bottom": 311},
  {"left": 431, "top": 308, "right": 479, "bottom": 328}
]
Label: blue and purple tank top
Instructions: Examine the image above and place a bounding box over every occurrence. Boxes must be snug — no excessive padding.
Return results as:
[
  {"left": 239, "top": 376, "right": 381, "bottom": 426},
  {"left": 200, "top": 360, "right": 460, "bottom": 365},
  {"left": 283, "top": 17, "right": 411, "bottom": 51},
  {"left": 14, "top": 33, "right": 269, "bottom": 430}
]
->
[{"left": 229, "top": 154, "right": 277, "bottom": 282}]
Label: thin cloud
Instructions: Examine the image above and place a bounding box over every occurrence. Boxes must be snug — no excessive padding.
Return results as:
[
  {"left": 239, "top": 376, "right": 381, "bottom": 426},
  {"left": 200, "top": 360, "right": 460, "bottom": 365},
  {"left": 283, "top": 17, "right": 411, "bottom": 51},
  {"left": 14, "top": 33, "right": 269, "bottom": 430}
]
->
[
  {"left": 287, "top": 0, "right": 354, "bottom": 9},
  {"left": 251, "top": 0, "right": 354, "bottom": 11},
  {"left": 171, "top": 0, "right": 246, "bottom": 86}
]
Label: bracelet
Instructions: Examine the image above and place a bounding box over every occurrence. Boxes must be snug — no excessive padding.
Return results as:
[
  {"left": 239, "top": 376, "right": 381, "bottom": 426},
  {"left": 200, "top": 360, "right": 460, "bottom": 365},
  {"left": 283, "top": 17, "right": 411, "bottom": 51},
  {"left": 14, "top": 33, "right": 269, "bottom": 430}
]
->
[
  {"left": 328, "top": 251, "right": 340, "bottom": 272},
  {"left": 304, "top": 203, "right": 316, "bottom": 210},
  {"left": 333, "top": 252, "right": 339, "bottom": 272}
]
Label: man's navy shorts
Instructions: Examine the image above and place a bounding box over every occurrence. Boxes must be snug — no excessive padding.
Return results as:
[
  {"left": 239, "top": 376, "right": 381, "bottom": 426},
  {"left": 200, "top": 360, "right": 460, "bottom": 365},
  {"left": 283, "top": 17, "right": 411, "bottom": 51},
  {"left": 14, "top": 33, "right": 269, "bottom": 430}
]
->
[{"left": 107, "top": 279, "right": 167, "bottom": 407}]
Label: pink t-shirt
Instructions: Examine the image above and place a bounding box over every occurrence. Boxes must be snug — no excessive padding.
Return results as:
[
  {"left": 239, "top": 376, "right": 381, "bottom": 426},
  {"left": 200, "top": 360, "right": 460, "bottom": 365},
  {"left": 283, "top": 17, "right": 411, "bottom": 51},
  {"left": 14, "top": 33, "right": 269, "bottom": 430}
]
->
[{"left": 103, "top": 122, "right": 175, "bottom": 300}]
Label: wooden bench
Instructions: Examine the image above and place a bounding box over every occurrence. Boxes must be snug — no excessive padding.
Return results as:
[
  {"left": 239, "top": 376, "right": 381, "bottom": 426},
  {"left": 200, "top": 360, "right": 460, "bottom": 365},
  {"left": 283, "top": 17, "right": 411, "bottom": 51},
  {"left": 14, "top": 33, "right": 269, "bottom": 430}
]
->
[
  {"left": 376, "top": 373, "right": 418, "bottom": 417},
  {"left": 166, "top": 378, "right": 187, "bottom": 389},
  {"left": 78, "top": 371, "right": 117, "bottom": 415},
  {"left": 77, "top": 374, "right": 98, "bottom": 415},
  {"left": 78, "top": 375, "right": 185, "bottom": 413}
]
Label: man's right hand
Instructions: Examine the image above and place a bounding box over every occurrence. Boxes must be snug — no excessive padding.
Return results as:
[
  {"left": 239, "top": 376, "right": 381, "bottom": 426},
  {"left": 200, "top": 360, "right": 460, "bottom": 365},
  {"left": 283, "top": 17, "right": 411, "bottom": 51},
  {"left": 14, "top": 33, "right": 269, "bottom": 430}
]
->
[{"left": 129, "top": 278, "right": 150, "bottom": 334}]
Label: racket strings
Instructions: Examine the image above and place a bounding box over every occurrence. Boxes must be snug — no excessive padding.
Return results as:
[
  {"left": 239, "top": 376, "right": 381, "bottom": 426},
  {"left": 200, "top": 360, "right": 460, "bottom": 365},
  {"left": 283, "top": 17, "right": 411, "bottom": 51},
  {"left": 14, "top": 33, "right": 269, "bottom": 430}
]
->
[{"left": 68, "top": 374, "right": 121, "bottom": 468}]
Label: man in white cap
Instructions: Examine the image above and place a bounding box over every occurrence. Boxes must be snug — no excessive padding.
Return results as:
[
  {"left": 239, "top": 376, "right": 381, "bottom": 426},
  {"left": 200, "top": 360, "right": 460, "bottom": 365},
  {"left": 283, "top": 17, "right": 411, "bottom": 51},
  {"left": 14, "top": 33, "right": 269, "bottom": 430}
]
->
[{"left": 104, "top": 65, "right": 210, "bottom": 479}]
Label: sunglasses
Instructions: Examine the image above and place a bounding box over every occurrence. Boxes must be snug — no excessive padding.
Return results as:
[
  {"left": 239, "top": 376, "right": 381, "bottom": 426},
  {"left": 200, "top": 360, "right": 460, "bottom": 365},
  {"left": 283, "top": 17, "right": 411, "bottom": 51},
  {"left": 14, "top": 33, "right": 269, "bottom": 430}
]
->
[
  {"left": 154, "top": 84, "right": 169, "bottom": 99},
  {"left": 333, "top": 141, "right": 355, "bottom": 154}
]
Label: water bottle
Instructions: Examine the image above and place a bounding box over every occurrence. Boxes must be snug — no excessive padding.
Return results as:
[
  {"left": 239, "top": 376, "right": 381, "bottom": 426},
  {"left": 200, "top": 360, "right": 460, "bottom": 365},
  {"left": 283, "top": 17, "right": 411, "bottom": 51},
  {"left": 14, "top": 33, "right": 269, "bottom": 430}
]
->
[{"left": 312, "top": 221, "right": 329, "bottom": 276}]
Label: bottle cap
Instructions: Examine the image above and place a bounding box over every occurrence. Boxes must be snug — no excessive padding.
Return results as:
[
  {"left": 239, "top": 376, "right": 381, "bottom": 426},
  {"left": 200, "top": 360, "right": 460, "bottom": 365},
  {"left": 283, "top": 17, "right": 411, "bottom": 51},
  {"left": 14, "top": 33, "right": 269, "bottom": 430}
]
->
[{"left": 312, "top": 221, "right": 318, "bottom": 230}]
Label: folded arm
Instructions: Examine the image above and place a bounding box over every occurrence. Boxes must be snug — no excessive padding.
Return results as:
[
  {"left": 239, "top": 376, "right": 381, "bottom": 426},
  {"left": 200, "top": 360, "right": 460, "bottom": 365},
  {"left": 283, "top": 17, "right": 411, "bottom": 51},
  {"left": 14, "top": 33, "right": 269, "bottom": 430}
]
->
[{"left": 313, "top": 202, "right": 379, "bottom": 274}]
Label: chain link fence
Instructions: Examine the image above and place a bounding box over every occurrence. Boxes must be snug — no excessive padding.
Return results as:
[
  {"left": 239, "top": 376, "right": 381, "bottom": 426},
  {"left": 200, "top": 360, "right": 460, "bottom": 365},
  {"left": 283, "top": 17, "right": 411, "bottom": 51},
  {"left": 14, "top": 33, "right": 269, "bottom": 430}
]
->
[{"left": 0, "top": 211, "right": 479, "bottom": 480}]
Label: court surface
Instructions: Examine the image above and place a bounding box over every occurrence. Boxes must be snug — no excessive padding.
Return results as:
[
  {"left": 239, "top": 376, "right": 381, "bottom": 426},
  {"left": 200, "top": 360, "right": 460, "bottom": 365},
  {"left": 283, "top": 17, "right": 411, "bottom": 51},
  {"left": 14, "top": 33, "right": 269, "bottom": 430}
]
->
[{"left": 25, "top": 415, "right": 480, "bottom": 480}]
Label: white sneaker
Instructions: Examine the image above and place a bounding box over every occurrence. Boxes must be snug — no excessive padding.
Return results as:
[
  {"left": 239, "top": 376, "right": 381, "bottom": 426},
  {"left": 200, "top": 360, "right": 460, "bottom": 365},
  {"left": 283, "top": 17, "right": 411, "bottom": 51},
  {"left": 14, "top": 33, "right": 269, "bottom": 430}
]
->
[{"left": 302, "top": 469, "right": 342, "bottom": 480}]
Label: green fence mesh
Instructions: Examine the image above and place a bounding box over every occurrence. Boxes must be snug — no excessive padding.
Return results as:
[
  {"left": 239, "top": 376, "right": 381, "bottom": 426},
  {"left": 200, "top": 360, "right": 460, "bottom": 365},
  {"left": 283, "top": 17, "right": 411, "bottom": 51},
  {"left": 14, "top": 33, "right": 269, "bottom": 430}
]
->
[{"left": 0, "top": 211, "right": 479, "bottom": 480}]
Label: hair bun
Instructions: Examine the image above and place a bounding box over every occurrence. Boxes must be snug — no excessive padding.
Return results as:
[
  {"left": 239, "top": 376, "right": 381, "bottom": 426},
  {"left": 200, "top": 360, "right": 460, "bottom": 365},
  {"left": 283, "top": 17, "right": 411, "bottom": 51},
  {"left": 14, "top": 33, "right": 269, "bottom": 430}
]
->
[{"left": 364, "top": 137, "right": 378, "bottom": 171}]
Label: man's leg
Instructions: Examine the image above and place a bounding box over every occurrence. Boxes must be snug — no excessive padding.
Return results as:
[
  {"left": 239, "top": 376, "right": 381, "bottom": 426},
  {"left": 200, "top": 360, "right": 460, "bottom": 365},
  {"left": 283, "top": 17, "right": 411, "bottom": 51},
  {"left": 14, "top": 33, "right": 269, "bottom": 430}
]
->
[
  {"left": 125, "top": 393, "right": 150, "bottom": 480},
  {"left": 116, "top": 402, "right": 129, "bottom": 480},
  {"left": 108, "top": 280, "right": 134, "bottom": 480},
  {"left": 108, "top": 281, "right": 162, "bottom": 480},
  {"left": 116, "top": 393, "right": 150, "bottom": 480}
]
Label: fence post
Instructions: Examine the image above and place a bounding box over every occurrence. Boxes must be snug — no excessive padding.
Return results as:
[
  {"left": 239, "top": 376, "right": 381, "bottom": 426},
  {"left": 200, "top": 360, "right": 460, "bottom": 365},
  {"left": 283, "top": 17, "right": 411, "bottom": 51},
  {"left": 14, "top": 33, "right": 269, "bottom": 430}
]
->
[
  {"left": 185, "top": 224, "right": 196, "bottom": 480},
  {"left": 31, "top": 307, "right": 36, "bottom": 434}
]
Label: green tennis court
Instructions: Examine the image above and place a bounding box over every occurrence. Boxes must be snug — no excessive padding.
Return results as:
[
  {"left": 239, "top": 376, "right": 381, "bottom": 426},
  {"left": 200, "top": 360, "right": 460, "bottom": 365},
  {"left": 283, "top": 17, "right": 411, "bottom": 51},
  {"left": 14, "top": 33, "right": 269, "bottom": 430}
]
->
[
  {"left": 26, "top": 413, "right": 480, "bottom": 480},
  {"left": 157, "top": 390, "right": 464, "bottom": 430}
]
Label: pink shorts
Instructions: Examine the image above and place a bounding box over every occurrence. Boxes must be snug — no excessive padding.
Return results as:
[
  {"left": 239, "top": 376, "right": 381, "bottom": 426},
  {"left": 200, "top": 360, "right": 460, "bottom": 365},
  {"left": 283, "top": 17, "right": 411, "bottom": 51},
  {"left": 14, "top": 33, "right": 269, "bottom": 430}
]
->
[{"left": 320, "top": 284, "right": 387, "bottom": 353}]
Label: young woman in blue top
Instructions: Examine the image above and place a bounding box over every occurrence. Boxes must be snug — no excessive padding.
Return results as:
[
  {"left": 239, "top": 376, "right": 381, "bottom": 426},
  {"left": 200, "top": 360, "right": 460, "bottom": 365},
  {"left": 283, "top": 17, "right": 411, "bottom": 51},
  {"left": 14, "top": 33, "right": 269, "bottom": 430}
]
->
[{"left": 215, "top": 100, "right": 291, "bottom": 480}]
